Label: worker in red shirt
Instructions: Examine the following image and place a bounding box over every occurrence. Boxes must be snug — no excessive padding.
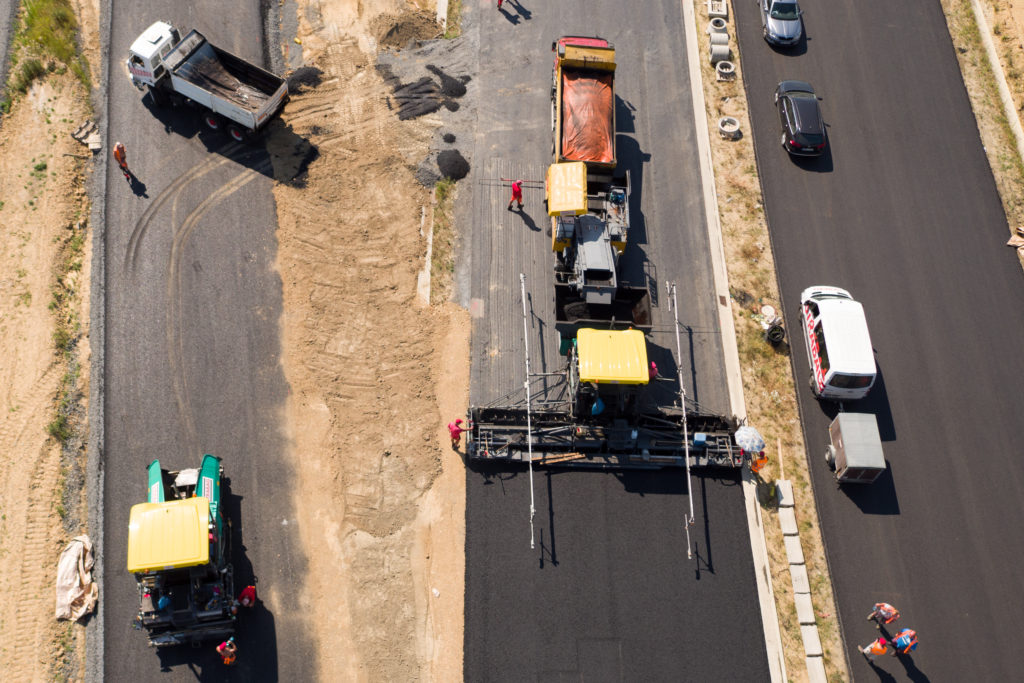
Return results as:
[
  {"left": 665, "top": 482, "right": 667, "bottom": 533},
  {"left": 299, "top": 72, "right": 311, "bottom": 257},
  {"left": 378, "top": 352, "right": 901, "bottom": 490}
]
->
[
  {"left": 891, "top": 628, "right": 918, "bottom": 655},
  {"left": 216, "top": 637, "right": 238, "bottom": 665},
  {"left": 507, "top": 179, "right": 523, "bottom": 211},
  {"left": 859, "top": 636, "right": 888, "bottom": 663},
  {"left": 448, "top": 418, "right": 468, "bottom": 450},
  {"left": 867, "top": 602, "right": 900, "bottom": 627},
  {"left": 237, "top": 584, "right": 256, "bottom": 608}
]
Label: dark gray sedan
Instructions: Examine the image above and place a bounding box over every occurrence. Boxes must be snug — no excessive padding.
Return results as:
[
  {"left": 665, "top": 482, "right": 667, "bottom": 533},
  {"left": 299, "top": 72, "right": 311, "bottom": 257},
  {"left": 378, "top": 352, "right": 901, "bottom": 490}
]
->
[
  {"left": 774, "top": 80, "right": 827, "bottom": 156},
  {"left": 759, "top": 0, "right": 804, "bottom": 47}
]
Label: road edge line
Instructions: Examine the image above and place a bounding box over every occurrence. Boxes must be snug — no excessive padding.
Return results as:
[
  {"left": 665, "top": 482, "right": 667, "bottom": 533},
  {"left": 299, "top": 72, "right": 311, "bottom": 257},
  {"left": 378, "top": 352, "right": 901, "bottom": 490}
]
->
[{"left": 680, "top": 1, "right": 786, "bottom": 680}]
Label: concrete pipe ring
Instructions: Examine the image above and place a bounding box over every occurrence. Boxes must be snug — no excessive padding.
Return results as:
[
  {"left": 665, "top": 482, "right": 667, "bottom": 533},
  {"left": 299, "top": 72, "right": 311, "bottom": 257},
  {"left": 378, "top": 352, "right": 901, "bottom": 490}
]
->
[
  {"left": 709, "top": 31, "right": 730, "bottom": 46},
  {"left": 716, "top": 60, "right": 736, "bottom": 78},
  {"left": 709, "top": 44, "right": 732, "bottom": 64},
  {"left": 718, "top": 116, "right": 741, "bottom": 140},
  {"left": 707, "top": 17, "right": 728, "bottom": 34}
]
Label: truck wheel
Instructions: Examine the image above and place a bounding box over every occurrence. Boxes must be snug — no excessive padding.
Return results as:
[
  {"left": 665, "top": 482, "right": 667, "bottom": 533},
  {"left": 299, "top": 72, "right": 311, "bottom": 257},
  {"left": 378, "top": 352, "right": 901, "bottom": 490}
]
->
[
  {"left": 825, "top": 445, "right": 835, "bottom": 469},
  {"left": 203, "top": 114, "right": 222, "bottom": 132},
  {"left": 147, "top": 85, "right": 168, "bottom": 107},
  {"left": 227, "top": 125, "right": 247, "bottom": 143}
]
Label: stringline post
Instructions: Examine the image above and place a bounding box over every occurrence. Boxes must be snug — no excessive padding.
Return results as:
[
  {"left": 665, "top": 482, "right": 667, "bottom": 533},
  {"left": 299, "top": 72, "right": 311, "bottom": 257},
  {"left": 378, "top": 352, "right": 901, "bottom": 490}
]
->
[
  {"left": 520, "top": 274, "right": 537, "bottom": 550},
  {"left": 668, "top": 282, "right": 696, "bottom": 560}
]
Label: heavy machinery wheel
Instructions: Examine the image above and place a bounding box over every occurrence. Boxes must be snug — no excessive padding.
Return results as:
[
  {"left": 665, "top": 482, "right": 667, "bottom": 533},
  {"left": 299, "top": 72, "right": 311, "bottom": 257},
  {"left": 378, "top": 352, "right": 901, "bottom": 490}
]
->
[
  {"left": 203, "top": 113, "right": 222, "bottom": 131},
  {"left": 227, "top": 125, "right": 247, "bottom": 143}
]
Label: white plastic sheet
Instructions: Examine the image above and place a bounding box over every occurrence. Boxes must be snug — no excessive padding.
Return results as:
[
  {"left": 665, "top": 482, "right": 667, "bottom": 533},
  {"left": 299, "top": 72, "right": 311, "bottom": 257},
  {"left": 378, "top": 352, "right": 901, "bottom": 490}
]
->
[{"left": 55, "top": 535, "right": 98, "bottom": 621}]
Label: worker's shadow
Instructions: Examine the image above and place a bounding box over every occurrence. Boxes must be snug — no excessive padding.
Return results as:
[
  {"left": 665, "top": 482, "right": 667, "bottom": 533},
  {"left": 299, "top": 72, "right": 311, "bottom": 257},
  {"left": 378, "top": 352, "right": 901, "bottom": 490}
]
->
[
  {"left": 126, "top": 172, "right": 149, "bottom": 198},
  {"left": 513, "top": 207, "right": 541, "bottom": 231}
]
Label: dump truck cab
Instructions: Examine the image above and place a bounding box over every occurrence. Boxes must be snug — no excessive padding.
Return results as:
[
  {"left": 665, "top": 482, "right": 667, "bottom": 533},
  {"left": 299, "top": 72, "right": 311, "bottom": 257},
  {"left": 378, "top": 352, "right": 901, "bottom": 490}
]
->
[
  {"left": 128, "top": 454, "right": 234, "bottom": 647},
  {"left": 126, "top": 21, "right": 181, "bottom": 88}
]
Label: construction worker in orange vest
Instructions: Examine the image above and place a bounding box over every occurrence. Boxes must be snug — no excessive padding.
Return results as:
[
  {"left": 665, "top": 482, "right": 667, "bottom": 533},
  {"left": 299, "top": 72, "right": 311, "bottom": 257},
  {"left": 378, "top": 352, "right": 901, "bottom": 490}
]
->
[
  {"left": 867, "top": 602, "right": 900, "bottom": 627},
  {"left": 112, "top": 141, "right": 130, "bottom": 181},
  {"left": 750, "top": 450, "right": 768, "bottom": 474},
  {"left": 891, "top": 628, "right": 918, "bottom": 655},
  {"left": 859, "top": 636, "right": 888, "bottom": 663}
]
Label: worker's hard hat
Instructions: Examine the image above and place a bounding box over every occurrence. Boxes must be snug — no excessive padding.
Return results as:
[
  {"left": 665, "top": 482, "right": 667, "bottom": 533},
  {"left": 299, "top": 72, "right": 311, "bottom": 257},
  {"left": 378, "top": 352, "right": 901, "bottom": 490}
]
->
[{"left": 455, "top": 418, "right": 463, "bottom": 424}]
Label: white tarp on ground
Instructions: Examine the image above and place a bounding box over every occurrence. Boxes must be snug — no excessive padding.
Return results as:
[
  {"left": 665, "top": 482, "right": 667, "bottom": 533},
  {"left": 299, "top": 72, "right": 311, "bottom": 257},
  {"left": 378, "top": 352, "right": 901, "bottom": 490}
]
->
[{"left": 55, "top": 535, "right": 98, "bottom": 621}]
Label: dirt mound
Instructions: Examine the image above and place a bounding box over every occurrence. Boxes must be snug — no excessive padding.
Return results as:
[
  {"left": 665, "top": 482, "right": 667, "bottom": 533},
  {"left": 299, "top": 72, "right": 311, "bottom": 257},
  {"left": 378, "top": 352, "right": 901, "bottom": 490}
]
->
[{"left": 372, "top": 11, "right": 440, "bottom": 49}]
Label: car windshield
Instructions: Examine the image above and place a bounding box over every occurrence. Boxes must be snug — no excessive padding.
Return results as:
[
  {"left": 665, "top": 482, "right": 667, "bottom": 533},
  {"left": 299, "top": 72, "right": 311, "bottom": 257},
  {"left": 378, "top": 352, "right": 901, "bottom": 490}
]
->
[{"left": 770, "top": 2, "right": 799, "bottom": 20}]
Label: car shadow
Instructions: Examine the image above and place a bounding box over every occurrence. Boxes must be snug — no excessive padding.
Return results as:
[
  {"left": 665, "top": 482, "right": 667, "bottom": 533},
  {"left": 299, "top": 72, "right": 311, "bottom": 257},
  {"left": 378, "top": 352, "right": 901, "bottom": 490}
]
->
[{"left": 790, "top": 141, "right": 833, "bottom": 172}]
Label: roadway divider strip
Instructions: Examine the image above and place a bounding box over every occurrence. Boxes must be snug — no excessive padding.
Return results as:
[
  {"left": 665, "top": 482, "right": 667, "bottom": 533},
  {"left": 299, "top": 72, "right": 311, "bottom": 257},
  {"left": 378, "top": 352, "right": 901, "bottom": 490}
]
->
[{"left": 681, "top": 0, "right": 786, "bottom": 680}]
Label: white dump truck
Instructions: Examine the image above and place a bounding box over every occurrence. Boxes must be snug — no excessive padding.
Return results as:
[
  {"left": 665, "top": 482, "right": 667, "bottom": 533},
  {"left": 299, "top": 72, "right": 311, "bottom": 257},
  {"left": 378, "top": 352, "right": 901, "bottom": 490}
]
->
[{"left": 127, "top": 21, "right": 288, "bottom": 141}]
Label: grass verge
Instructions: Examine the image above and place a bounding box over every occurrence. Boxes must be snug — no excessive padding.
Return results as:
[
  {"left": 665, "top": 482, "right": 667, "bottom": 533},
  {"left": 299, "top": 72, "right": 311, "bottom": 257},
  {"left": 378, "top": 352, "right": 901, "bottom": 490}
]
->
[
  {"left": 943, "top": 0, "right": 1024, "bottom": 266},
  {"left": 2, "top": 0, "right": 90, "bottom": 114},
  {"left": 431, "top": 178, "right": 458, "bottom": 304},
  {"left": 444, "top": 0, "right": 463, "bottom": 39}
]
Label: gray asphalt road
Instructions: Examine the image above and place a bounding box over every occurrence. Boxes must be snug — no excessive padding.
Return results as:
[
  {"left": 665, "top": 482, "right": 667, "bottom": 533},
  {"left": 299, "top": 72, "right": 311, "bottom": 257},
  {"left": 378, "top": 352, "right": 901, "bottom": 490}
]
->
[
  {"left": 463, "top": 0, "right": 769, "bottom": 679},
  {"left": 102, "top": 2, "right": 311, "bottom": 680},
  {"left": 734, "top": 0, "right": 1024, "bottom": 679}
]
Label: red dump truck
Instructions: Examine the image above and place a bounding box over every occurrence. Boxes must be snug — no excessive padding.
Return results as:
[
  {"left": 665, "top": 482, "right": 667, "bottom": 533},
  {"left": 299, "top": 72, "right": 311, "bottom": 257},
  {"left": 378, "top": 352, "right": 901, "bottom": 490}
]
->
[{"left": 551, "top": 36, "right": 616, "bottom": 170}]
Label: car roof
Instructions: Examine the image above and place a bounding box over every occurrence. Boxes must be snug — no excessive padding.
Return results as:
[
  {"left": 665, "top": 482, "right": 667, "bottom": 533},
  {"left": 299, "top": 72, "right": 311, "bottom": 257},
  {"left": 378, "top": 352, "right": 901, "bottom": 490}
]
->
[
  {"left": 790, "top": 96, "right": 822, "bottom": 133},
  {"left": 816, "top": 298, "right": 876, "bottom": 374}
]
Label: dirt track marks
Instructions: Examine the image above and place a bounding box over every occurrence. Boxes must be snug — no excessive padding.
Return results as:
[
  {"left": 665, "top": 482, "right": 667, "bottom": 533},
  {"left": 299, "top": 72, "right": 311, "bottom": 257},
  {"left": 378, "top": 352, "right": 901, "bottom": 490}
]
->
[
  {"left": 0, "top": 365, "right": 63, "bottom": 681},
  {"left": 274, "top": 39, "right": 444, "bottom": 679}
]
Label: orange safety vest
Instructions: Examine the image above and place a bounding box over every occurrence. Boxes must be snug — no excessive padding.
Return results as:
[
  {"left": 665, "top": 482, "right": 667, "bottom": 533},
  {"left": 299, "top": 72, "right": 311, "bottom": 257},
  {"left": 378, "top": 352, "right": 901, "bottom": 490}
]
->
[
  {"left": 113, "top": 143, "right": 127, "bottom": 168},
  {"left": 874, "top": 603, "right": 899, "bottom": 622},
  {"left": 894, "top": 629, "right": 918, "bottom": 653},
  {"left": 750, "top": 452, "right": 768, "bottom": 473},
  {"left": 867, "top": 639, "right": 888, "bottom": 655}
]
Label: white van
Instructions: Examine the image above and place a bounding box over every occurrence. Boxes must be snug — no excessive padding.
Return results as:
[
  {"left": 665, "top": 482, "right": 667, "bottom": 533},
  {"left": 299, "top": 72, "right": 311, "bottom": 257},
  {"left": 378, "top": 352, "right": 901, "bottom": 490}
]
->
[{"left": 800, "top": 286, "right": 876, "bottom": 400}]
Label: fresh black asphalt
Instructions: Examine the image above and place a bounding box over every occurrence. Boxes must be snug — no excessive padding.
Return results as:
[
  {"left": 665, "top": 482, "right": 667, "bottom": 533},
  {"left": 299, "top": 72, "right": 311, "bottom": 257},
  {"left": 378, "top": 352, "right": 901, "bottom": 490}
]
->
[
  {"left": 102, "top": 2, "right": 312, "bottom": 680},
  {"left": 734, "top": 0, "right": 1024, "bottom": 679},
  {"left": 463, "top": 0, "right": 769, "bottom": 680}
]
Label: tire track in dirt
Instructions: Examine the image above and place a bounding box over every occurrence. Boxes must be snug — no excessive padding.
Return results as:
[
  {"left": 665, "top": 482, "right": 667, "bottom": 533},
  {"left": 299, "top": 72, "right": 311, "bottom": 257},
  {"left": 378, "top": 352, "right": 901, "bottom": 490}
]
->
[
  {"left": 0, "top": 365, "right": 63, "bottom": 682},
  {"left": 272, "top": 33, "right": 447, "bottom": 679}
]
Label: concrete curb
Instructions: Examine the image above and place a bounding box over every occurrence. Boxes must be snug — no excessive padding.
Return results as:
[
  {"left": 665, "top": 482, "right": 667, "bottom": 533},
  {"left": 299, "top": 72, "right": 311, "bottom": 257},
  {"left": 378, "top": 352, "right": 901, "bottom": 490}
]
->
[
  {"left": 777, "top": 479, "right": 827, "bottom": 683},
  {"left": 84, "top": 0, "right": 113, "bottom": 680},
  {"left": 681, "top": 0, "right": 786, "bottom": 680}
]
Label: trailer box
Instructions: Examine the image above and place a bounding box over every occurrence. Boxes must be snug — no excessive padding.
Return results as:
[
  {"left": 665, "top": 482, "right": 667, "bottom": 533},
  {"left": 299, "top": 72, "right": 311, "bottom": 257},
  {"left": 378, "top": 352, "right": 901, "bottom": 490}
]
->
[{"left": 825, "top": 413, "right": 885, "bottom": 484}]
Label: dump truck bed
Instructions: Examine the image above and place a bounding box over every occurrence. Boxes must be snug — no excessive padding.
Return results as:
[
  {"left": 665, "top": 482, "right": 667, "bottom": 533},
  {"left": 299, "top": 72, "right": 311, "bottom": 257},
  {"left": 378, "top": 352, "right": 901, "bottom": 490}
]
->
[
  {"left": 165, "top": 30, "right": 287, "bottom": 131},
  {"left": 553, "top": 37, "right": 616, "bottom": 168}
]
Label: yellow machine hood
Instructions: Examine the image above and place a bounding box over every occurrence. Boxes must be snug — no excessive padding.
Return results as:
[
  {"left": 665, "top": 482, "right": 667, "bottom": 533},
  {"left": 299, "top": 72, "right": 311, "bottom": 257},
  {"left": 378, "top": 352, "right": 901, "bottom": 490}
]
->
[
  {"left": 577, "top": 328, "right": 649, "bottom": 384},
  {"left": 546, "top": 162, "right": 588, "bottom": 216},
  {"left": 127, "top": 497, "right": 210, "bottom": 573}
]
